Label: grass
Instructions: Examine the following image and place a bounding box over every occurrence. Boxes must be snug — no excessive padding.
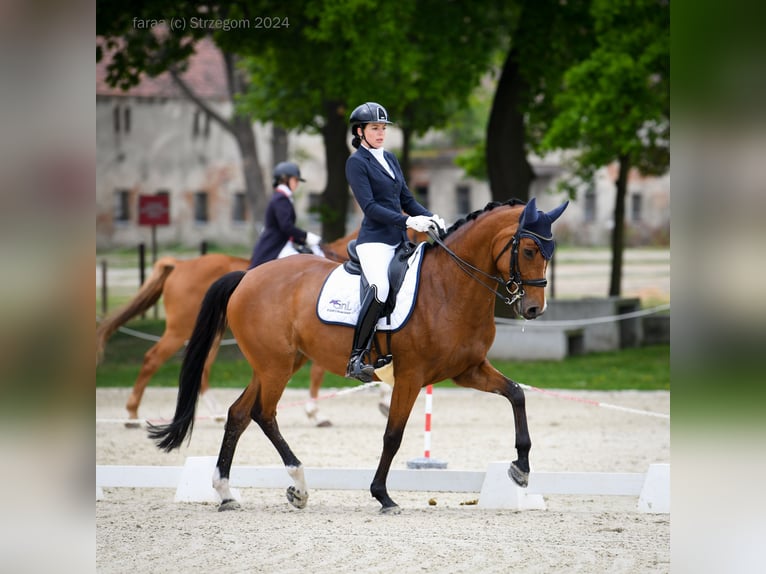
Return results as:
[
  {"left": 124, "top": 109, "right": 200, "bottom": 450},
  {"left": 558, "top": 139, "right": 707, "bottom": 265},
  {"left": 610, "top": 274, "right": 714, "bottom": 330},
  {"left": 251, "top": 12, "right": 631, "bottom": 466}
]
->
[{"left": 96, "top": 318, "right": 669, "bottom": 391}]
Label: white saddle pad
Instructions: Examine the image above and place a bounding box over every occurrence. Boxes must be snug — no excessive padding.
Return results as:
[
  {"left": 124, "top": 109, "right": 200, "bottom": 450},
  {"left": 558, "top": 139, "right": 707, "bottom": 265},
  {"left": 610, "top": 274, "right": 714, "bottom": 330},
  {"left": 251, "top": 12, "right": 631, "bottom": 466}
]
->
[{"left": 316, "top": 243, "right": 426, "bottom": 332}]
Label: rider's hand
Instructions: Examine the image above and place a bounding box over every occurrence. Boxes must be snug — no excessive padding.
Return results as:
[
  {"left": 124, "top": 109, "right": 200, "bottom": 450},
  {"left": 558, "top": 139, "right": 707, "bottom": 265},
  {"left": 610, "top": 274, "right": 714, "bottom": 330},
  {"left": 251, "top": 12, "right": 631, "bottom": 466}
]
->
[
  {"left": 406, "top": 215, "right": 433, "bottom": 233},
  {"left": 305, "top": 232, "right": 321, "bottom": 247},
  {"left": 429, "top": 214, "right": 447, "bottom": 233}
]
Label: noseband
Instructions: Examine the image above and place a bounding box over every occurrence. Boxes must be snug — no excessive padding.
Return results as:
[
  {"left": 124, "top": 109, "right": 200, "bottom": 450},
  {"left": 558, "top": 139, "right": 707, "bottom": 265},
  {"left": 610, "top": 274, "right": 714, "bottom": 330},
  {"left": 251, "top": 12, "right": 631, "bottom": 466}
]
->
[{"left": 427, "top": 227, "right": 548, "bottom": 307}]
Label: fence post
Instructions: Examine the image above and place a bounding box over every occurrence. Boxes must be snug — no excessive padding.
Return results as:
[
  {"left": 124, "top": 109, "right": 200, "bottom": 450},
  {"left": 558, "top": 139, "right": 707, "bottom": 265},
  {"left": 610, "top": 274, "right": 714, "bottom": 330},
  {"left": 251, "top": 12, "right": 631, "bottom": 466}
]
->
[
  {"left": 138, "top": 243, "right": 146, "bottom": 318},
  {"left": 100, "top": 259, "right": 108, "bottom": 316}
]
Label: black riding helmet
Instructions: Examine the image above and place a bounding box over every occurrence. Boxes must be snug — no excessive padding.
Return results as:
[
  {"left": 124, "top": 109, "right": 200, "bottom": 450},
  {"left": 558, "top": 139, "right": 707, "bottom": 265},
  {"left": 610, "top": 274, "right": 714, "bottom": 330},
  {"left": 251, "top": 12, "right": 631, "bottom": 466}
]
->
[
  {"left": 349, "top": 102, "right": 393, "bottom": 148},
  {"left": 272, "top": 161, "right": 305, "bottom": 187}
]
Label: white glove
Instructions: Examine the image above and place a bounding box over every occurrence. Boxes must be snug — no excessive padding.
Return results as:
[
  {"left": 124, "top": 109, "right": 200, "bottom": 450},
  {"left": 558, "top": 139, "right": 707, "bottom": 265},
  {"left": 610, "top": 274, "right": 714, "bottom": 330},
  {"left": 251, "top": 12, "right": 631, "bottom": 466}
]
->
[
  {"left": 406, "top": 215, "right": 433, "bottom": 233},
  {"left": 305, "top": 232, "right": 321, "bottom": 247},
  {"left": 429, "top": 214, "right": 447, "bottom": 233}
]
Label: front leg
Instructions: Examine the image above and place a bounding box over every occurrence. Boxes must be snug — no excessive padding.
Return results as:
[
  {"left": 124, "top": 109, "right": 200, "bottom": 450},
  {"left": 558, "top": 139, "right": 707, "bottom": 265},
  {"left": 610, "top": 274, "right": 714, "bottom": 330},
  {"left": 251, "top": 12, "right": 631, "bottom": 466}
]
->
[
  {"left": 370, "top": 382, "right": 421, "bottom": 513},
  {"left": 453, "top": 359, "right": 531, "bottom": 487}
]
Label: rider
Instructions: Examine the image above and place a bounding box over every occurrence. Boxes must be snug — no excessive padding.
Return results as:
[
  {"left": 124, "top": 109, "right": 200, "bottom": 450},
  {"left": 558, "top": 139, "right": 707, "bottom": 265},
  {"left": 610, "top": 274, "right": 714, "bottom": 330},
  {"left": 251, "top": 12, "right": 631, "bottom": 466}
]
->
[
  {"left": 344, "top": 102, "right": 445, "bottom": 382},
  {"left": 248, "top": 161, "right": 321, "bottom": 269}
]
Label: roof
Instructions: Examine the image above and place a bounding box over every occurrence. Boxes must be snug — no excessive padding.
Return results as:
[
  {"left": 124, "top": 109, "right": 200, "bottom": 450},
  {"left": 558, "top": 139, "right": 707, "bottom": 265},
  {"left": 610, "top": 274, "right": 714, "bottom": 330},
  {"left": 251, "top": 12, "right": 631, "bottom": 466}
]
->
[{"left": 96, "top": 37, "right": 229, "bottom": 100}]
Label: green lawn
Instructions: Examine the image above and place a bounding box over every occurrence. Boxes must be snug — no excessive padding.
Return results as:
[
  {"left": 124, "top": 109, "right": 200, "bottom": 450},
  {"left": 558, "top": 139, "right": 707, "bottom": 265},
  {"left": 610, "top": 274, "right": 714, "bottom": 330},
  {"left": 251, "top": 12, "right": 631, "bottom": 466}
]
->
[{"left": 96, "top": 318, "right": 669, "bottom": 391}]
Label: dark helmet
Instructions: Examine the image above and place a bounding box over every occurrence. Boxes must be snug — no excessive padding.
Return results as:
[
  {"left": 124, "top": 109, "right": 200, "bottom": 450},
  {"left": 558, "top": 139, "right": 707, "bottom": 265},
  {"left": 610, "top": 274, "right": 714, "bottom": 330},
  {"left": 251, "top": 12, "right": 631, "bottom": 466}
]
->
[
  {"left": 273, "top": 161, "right": 305, "bottom": 182},
  {"left": 349, "top": 102, "right": 393, "bottom": 126}
]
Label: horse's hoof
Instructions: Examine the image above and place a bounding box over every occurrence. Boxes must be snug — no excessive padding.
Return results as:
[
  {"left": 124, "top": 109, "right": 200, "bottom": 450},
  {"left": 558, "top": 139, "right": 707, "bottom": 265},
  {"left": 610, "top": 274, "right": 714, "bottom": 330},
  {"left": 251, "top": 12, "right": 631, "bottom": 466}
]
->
[
  {"left": 316, "top": 419, "right": 332, "bottom": 428},
  {"left": 124, "top": 420, "right": 141, "bottom": 429},
  {"left": 508, "top": 462, "right": 529, "bottom": 488},
  {"left": 213, "top": 415, "right": 226, "bottom": 423},
  {"left": 218, "top": 499, "right": 241, "bottom": 512},
  {"left": 378, "top": 402, "right": 390, "bottom": 417},
  {"left": 286, "top": 486, "right": 308, "bottom": 509},
  {"left": 379, "top": 505, "right": 401, "bottom": 515}
]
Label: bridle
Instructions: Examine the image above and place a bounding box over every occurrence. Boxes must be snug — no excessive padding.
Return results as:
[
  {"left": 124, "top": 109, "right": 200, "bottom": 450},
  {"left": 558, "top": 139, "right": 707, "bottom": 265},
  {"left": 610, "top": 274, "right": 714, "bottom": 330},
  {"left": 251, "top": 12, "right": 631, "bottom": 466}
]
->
[{"left": 427, "top": 226, "right": 548, "bottom": 308}]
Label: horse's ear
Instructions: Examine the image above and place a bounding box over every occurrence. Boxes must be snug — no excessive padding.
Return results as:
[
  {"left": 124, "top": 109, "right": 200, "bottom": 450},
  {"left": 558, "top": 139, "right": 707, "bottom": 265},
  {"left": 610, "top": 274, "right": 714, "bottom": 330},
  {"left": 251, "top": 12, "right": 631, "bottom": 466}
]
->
[
  {"left": 546, "top": 200, "right": 569, "bottom": 223},
  {"left": 520, "top": 198, "right": 539, "bottom": 229}
]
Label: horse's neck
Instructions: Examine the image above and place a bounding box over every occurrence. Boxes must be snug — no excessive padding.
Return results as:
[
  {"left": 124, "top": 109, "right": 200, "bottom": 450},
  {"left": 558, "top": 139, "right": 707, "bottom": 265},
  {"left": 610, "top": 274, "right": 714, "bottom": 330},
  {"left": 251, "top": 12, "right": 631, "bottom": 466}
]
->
[{"left": 424, "top": 214, "right": 510, "bottom": 311}]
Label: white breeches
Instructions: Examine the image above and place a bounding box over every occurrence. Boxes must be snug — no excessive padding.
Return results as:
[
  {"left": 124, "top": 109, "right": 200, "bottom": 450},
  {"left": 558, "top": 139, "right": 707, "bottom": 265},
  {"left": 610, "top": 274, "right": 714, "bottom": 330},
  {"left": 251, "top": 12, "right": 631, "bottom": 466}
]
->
[{"left": 356, "top": 241, "right": 398, "bottom": 302}]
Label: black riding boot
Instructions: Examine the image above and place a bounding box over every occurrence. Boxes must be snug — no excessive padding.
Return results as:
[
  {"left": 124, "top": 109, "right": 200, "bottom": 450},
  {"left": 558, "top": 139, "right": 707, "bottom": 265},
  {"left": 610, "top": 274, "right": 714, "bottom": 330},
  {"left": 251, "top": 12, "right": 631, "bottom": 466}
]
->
[{"left": 346, "top": 288, "right": 385, "bottom": 383}]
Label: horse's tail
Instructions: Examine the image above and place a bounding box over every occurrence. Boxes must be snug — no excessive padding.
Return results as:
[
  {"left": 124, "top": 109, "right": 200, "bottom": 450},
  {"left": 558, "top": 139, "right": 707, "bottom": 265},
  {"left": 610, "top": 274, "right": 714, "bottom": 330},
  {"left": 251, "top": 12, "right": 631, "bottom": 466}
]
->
[
  {"left": 96, "top": 256, "right": 177, "bottom": 363},
  {"left": 148, "top": 270, "right": 246, "bottom": 452}
]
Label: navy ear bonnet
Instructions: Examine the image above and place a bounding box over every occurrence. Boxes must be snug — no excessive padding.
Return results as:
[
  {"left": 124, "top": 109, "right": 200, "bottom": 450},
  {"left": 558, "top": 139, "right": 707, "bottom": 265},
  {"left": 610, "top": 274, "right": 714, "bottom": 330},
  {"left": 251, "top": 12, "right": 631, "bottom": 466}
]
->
[{"left": 517, "top": 198, "right": 569, "bottom": 260}]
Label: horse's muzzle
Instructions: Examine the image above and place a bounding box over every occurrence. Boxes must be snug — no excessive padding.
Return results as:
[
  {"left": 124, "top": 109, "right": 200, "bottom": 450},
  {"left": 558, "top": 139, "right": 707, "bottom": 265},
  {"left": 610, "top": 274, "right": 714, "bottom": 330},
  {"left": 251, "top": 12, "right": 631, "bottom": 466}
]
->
[{"left": 522, "top": 304, "right": 544, "bottom": 320}]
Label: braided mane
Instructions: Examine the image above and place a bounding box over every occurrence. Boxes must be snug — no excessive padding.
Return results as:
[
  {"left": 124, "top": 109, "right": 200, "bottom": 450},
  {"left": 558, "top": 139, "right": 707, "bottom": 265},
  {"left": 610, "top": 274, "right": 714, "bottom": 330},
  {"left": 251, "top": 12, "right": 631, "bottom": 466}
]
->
[{"left": 426, "top": 198, "right": 525, "bottom": 249}]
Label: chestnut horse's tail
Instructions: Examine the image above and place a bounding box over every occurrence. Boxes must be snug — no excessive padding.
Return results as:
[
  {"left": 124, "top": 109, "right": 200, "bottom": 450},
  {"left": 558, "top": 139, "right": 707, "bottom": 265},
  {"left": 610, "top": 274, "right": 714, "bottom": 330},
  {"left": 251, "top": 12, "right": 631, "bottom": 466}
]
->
[
  {"left": 96, "top": 256, "right": 177, "bottom": 363},
  {"left": 148, "top": 270, "right": 246, "bottom": 452}
]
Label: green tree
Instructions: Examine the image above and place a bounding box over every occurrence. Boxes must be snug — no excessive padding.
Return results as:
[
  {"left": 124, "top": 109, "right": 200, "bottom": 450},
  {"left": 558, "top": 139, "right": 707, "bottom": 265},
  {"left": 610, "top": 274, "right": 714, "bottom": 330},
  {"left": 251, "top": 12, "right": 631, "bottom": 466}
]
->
[
  {"left": 482, "top": 0, "right": 594, "bottom": 202},
  {"left": 541, "top": 0, "right": 669, "bottom": 295},
  {"left": 236, "top": 0, "right": 502, "bottom": 239}
]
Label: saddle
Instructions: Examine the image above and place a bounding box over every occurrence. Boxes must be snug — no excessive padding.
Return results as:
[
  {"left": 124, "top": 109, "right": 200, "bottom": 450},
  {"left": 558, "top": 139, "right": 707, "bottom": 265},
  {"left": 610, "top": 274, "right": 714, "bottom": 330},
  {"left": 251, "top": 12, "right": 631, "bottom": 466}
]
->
[{"left": 343, "top": 239, "right": 417, "bottom": 316}]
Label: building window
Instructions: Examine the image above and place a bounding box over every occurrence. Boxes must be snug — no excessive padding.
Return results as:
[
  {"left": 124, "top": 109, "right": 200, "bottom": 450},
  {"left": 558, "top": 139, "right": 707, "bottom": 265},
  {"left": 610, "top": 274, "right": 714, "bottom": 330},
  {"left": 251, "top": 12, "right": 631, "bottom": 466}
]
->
[
  {"left": 113, "top": 105, "right": 131, "bottom": 134},
  {"left": 114, "top": 189, "right": 130, "bottom": 222},
  {"left": 204, "top": 112, "right": 211, "bottom": 138},
  {"left": 630, "top": 193, "right": 642, "bottom": 222},
  {"left": 193, "top": 109, "right": 212, "bottom": 139},
  {"left": 415, "top": 185, "right": 429, "bottom": 209},
  {"left": 584, "top": 186, "right": 596, "bottom": 223},
  {"left": 194, "top": 191, "right": 209, "bottom": 223},
  {"left": 232, "top": 192, "right": 247, "bottom": 222},
  {"left": 456, "top": 185, "right": 471, "bottom": 215}
]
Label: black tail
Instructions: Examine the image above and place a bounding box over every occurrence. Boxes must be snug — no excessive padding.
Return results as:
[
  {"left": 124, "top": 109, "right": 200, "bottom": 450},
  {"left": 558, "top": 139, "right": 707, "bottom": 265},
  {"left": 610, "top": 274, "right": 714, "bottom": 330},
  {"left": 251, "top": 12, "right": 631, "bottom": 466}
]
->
[{"left": 147, "top": 271, "right": 246, "bottom": 451}]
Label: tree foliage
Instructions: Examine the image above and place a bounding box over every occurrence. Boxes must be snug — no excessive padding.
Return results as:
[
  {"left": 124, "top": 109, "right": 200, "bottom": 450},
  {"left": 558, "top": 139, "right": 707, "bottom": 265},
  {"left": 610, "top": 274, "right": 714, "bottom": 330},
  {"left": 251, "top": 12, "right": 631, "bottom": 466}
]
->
[{"left": 540, "top": 0, "right": 670, "bottom": 183}]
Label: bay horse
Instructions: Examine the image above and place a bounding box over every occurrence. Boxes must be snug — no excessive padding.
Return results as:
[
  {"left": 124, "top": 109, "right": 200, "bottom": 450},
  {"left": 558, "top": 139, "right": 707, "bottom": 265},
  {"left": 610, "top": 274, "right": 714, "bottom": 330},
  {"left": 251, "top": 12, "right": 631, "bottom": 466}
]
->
[
  {"left": 149, "top": 198, "right": 568, "bottom": 513},
  {"left": 96, "top": 230, "right": 364, "bottom": 426}
]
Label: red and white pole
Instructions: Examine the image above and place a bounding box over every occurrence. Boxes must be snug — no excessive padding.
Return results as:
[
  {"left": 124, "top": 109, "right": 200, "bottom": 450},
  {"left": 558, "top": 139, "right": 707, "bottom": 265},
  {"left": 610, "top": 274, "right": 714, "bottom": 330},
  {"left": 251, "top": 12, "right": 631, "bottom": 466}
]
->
[
  {"left": 407, "top": 384, "right": 447, "bottom": 469},
  {"left": 423, "top": 384, "right": 433, "bottom": 458}
]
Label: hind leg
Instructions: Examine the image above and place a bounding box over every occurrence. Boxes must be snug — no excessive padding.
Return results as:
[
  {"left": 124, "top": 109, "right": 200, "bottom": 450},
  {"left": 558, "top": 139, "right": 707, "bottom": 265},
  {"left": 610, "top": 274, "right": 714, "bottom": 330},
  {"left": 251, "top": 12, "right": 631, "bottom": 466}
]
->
[
  {"left": 126, "top": 332, "right": 186, "bottom": 422},
  {"left": 453, "top": 359, "right": 531, "bottom": 487},
  {"left": 305, "top": 362, "right": 331, "bottom": 427},
  {"left": 252, "top": 382, "right": 308, "bottom": 509},
  {"left": 213, "top": 380, "right": 257, "bottom": 511}
]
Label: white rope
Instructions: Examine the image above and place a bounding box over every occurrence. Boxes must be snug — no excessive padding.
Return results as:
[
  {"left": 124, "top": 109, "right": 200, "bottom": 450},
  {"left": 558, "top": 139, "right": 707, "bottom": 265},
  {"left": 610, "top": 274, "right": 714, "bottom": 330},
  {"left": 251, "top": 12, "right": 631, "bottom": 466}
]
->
[
  {"left": 112, "top": 325, "right": 238, "bottom": 346},
  {"left": 108, "top": 304, "right": 669, "bottom": 343},
  {"left": 495, "top": 303, "right": 670, "bottom": 329}
]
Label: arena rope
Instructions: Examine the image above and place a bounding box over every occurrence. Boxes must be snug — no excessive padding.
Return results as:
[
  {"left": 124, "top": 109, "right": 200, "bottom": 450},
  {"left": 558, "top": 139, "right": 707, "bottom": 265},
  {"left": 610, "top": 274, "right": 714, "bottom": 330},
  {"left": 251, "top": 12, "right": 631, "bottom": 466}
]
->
[
  {"left": 102, "top": 304, "right": 669, "bottom": 344},
  {"left": 518, "top": 383, "right": 669, "bottom": 419}
]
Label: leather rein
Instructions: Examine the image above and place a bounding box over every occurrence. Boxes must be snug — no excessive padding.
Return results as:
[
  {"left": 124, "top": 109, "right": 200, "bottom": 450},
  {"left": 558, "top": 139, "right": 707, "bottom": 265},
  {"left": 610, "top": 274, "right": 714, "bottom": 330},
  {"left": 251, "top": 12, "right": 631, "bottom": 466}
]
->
[{"left": 426, "top": 227, "right": 548, "bottom": 307}]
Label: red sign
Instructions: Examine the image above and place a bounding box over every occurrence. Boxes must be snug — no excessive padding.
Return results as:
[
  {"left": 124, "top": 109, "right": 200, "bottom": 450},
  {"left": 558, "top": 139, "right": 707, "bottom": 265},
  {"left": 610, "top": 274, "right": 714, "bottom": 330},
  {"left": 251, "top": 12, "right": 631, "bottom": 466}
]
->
[{"left": 138, "top": 195, "right": 170, "bottom": 226}]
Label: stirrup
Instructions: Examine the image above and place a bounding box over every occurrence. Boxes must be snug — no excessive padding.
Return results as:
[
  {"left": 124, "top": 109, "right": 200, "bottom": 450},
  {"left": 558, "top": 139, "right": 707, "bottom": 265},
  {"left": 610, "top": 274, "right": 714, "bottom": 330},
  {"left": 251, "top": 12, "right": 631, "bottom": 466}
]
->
[{"left": 346, "top": 353, "right": 374, "bottom": 382}]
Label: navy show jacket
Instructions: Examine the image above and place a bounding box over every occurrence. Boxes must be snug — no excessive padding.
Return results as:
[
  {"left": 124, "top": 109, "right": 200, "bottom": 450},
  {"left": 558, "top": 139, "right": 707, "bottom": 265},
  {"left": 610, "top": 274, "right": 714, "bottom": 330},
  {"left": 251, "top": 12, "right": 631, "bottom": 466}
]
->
[
  {"left": 346, "top": 146, "right": 432, "bottom": 246},
  {"left": 248, "top": 191, "right": 307, "bottom": 269}
]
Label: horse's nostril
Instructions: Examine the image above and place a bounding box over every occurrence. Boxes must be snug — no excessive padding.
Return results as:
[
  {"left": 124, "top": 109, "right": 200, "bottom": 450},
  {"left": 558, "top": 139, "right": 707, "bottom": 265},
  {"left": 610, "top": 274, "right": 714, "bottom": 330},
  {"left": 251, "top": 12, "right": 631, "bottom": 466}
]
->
[{"left": 526, "top": 306, "right": 539, "bottom": 318}]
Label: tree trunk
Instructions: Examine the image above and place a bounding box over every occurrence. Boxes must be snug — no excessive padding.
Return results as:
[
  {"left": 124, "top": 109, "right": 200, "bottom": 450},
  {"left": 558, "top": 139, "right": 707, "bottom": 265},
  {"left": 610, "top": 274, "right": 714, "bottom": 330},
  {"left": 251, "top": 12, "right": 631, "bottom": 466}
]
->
[
  {"left": 272, "top": 125, "right": 288, "bottom": 165},
  {"left": 609, "top": 155, "right": 630, "bottom": 296},
  {"left": 320, "top": 99, "right": 351, "bottom": 241},
  {"left": 231, "top": 115, "right": 268, "bottom": 240},
  {"left": 486, "top": 48, "right": 534, "bottom": 202},
  {"left": 400, "top": 125, "right": 412, "bottom": 186}
]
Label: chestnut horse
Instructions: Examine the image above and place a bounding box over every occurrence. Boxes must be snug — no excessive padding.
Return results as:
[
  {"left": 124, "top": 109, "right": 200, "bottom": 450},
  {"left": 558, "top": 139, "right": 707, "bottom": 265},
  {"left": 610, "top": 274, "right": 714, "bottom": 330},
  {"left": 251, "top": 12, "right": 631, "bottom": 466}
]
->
[
  {"left": 96, "top": 231, "right": 361, "bottom": 425},
  {"left": 149, "top": 198, "right": 568, "bottom": 513}
]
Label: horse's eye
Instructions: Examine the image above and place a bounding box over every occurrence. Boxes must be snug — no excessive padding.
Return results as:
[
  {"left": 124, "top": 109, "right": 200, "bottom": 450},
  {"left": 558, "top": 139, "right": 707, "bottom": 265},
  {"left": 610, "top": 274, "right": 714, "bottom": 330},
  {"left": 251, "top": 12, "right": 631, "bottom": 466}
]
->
[{"left": 523, "top": 248, "right": 535, "bottom": 259}]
